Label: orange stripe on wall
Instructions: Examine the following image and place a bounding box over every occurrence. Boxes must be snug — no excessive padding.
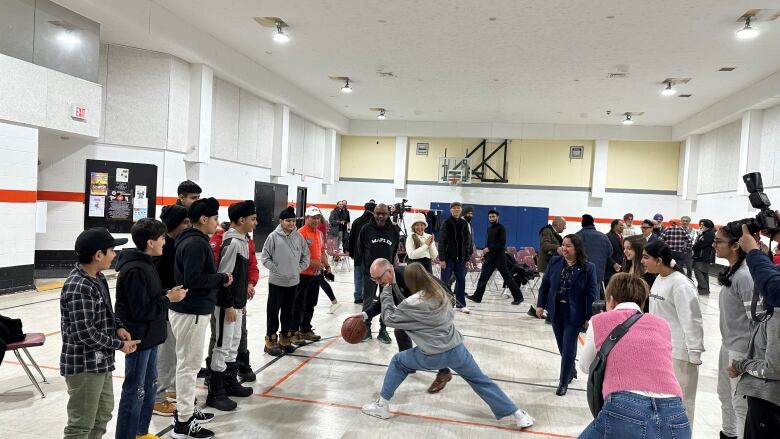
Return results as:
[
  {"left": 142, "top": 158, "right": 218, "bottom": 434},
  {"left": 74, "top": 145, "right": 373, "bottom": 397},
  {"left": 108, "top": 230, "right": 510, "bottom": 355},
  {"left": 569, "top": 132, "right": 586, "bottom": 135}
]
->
[
  {"left": 37, "top": 190, "right": 84, "bottom": 202},
  {"left": 0, "top": 189, "right": 37, "bottom": 203}
]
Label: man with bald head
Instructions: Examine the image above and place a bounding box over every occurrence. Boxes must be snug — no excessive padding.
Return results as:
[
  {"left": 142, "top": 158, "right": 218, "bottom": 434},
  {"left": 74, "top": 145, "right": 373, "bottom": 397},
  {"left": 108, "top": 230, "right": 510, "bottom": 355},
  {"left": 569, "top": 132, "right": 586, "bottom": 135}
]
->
[
  {"left": 356, "top": 203, "right": 400, "bottom": 343},
  {"left": 530, "top": 217, "right": 566, "bottom": 318}
]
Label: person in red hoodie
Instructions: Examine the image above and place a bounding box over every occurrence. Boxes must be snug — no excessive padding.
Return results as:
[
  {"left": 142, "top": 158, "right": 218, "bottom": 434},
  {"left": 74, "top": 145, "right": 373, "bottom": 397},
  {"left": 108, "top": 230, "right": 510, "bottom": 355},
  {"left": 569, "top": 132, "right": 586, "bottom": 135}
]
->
[{"left": 200, "top": 223, "right": 259, "bottom": 382}]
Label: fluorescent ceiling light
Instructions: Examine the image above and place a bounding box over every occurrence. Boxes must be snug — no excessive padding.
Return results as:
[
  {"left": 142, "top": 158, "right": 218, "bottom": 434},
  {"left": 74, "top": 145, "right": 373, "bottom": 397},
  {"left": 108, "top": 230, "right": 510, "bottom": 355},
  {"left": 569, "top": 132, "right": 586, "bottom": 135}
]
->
[
  {"left": 341, "top": 79, "right": 352, "bottom": 93},
  {"left": 273, "top": 22, "right": 289, "bottom": 43},
  {"left": 622, "top": 113, "right": 634, "bottom": 125},
  {"left": 736, "top": 17, "right": 759, "bottom": 39},
  {"left": 661, "top": 81, "right": 676, "bottom": 96}
]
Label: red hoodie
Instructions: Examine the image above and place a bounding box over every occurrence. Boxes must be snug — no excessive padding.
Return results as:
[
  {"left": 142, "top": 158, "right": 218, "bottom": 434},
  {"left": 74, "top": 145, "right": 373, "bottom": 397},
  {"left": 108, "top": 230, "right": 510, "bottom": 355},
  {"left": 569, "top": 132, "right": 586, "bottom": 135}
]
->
[{"left": 210, "top": 229, "right": 259, "bottom": 286}]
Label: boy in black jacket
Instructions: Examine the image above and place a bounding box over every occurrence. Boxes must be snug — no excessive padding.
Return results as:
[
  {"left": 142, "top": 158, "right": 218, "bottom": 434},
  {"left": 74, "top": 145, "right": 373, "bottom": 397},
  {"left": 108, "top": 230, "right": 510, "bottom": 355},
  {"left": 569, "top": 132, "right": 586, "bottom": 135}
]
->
[
  {"left": 154, "top": 203, "right": 190, "bottom": 416},
  {"left": 115, "top": 218, "right": 187, "bottom": 439},
  {"left": 170, "top": 197, "right": 231, "bottom": 439},
  {"left": 207, "top": 201, "right": 256, "bottom": 411},
  {"left": 437, "top": 202, "right": 473, "bottom": 312}
]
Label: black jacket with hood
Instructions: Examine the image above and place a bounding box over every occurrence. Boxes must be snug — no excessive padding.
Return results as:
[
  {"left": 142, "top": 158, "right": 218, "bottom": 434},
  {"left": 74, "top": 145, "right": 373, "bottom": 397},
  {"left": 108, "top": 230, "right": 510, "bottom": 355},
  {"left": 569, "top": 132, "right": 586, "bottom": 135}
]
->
[
  {"left": 348, "top": 210, "right": 375, "bottom": 264},
  {"left": 437, "top": 216, "right": 473, "bottom": 262},
  {"left": 115, "top": 248, "right": 170, "bottom": 351},
  {"left": 171, "top": 227, "right": 227, "bottom": 315},
  {"left": 357, "top": 218, "right": 400, "bottom": 273}
]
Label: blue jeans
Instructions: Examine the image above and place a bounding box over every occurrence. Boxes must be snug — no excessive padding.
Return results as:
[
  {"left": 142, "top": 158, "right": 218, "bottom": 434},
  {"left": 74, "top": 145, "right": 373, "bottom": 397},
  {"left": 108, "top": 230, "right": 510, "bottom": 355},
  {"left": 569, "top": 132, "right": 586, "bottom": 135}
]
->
[
  {"left": 380, "top": 343, "right": 517, "bottom": 419},
  {"left": 579, "top": 392, "right": 691, "bottom": 439},
  {"left": 441, "top": 259, "right": 466, "bottom": 308},
  {"left": 354, "top": 269, "right": 363, "bottom": 302},
  {"left": 116, "top": 346, "right": 157, "bottom": 439}
]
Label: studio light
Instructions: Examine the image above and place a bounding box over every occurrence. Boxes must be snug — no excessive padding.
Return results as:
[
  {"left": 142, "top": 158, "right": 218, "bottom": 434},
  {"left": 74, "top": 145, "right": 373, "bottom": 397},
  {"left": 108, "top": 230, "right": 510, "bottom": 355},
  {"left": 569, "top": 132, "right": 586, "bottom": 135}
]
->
[
  {"left": 736, "top": 16, "right": 759, "bottom": 40},
  {"left": 341, "top": 79, "right": 352, "bottom": 93},
  {"left": 273, "top": 22, "right": 289, "bottom": 43},
  {"left": 622, "top": 113, "right": 634, "bottom": 125},
  {"left": 377, "top": 109, "right": 386, "bottom": 120}
]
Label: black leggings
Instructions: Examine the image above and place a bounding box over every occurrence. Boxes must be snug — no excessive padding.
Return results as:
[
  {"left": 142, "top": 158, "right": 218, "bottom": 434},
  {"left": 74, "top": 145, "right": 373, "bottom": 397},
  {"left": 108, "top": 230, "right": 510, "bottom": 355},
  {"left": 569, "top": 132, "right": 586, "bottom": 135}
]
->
[
  {"left": 319, "top": 276, "right": 336, "bottom": 302},
  {"left": 745, "top": 396, "right": 780, "bottom": 439}
]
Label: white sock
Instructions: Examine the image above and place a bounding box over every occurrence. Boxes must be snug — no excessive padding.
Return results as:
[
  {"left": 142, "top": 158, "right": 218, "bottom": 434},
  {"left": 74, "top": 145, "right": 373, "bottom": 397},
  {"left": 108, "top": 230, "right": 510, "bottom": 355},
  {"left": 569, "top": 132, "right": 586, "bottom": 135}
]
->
[{"left": 513, "top": 409, "right": 525, "bottom": 419}]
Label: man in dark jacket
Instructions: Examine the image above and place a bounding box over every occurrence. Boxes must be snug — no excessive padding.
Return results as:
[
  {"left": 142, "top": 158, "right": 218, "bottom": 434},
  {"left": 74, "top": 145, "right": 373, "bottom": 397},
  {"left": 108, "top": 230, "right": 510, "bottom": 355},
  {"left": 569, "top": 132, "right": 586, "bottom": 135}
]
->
[
  {"left": 329, "top": 200, "right": 350, "bottom": 249},
  {"left": 605, "top": 219, "right": 625, "bottom": 284},
  {"left": 438, "top": 202, "right": 473, "bottom": 312},
  {"left": 170, "top": 197, "right": 231, "bottom": 436},
  {"left": 467, "top": 209, "right": 524, "bottom": 304},
  {"left": 348, "top": 200, "right": 376, "bottom": 304},
  {"left": 357, "top": 203, "right": 400, "bottom": 343},
  {"left": 361, "top": 260, "right": 453, "bottom": 394},
  {"left": 575, "top": 214, "right": 612, "bottom": 289},
  {"left": 692, "top": 219, "right": 716, "bottom": 295},
  {"left": 153, "top": 204, "right": 189, "bottom": 415},
  {"left": 115, "top": 218, "right": 187, "bottom": 437},
  {"left": 538, "top": 217, "right": 566, "bottom": 272}
]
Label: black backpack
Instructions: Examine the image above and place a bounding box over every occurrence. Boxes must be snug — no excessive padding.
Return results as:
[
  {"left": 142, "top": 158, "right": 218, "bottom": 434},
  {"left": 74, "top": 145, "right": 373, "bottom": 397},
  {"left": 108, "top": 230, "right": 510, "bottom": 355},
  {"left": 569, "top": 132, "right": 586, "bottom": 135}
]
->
[{"left": 587, "top": 312, "right": 643, "bottom": 417}]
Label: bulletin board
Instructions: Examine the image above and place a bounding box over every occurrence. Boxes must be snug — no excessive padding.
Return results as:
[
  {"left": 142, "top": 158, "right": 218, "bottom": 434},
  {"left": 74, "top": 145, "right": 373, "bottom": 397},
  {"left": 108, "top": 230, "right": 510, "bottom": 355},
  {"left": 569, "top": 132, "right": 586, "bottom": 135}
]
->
[{"left": 83, "top": 159, "right": 158, "bottom": 233}]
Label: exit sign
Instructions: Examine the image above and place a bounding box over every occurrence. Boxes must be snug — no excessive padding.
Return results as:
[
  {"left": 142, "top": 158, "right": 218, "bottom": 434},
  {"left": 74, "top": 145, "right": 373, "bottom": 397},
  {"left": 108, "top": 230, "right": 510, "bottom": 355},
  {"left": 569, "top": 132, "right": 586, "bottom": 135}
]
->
[{"left": 71, "top": 105, "right": 87, "bottom": 121}]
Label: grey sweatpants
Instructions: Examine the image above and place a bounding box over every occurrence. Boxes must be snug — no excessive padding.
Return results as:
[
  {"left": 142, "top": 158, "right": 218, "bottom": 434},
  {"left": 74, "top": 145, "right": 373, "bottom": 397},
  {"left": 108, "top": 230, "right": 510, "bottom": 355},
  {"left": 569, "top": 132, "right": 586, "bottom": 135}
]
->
[
  {"left": 169, "top": 310, "right": 210, "bottom": 420},
  {"left": 211, "top": 306, "right": 243, "bottom": 373},
  {"left": 718, "top": 346, "right": 747, "bottom": 438},
  {"left": 673, "top": 358, "right": 699, "bottom": 429},
  {"left": 155, "top": 320, "right": 176, "bottom": 403}
]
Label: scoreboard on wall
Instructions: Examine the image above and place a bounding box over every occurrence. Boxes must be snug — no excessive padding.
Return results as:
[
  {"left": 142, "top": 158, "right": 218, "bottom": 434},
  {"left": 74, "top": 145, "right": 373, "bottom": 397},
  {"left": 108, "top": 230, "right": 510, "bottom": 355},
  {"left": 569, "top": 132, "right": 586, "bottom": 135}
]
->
[{"left": 83, "top": 159, "right": 158, "bottom": 233}]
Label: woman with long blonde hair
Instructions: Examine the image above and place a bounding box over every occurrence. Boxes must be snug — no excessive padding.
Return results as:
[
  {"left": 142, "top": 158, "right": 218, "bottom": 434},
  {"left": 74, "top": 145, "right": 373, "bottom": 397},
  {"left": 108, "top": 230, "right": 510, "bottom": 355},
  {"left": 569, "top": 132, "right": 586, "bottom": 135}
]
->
[{"left": 361, "top": 261, "right": 534, "bottom": 429}]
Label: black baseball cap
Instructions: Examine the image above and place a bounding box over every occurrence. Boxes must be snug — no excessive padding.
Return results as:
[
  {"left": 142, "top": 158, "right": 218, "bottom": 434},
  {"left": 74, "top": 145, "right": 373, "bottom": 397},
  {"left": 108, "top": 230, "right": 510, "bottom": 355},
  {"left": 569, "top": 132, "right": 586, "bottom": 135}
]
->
[{"left": 75, "top": 228, "right": 128, "bottom": 257}]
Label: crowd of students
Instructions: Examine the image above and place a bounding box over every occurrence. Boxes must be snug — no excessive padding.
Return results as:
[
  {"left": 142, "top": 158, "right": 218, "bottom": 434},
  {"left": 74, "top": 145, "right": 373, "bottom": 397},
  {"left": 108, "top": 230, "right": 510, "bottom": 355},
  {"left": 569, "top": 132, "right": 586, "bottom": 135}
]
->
[{"left": 56, "top": 187, "right": 780, "bottom": 438}]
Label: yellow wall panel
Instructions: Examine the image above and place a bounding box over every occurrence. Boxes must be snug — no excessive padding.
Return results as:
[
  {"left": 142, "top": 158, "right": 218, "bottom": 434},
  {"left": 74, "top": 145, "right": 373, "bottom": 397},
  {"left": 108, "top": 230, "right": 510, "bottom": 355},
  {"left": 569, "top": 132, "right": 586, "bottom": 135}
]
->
[
  {"left": 406, "top": 137, "right": 477, "bottom": 181},
  {"left": 339, "top": 136, "right": 395, "bottom": 179},
  {"left": 506, "top": 139, "right": 594, "bottom": 187},
  {"left": 606, "top": 141, "right": 680, "bottom": 190}
]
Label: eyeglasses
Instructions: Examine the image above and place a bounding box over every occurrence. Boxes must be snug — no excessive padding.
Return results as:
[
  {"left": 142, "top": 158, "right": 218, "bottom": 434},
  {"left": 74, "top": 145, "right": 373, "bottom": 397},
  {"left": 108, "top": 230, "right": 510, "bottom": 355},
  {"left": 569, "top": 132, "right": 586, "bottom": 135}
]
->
[{"left": 370, "top": 268, "right": 391, "bottom": 281}]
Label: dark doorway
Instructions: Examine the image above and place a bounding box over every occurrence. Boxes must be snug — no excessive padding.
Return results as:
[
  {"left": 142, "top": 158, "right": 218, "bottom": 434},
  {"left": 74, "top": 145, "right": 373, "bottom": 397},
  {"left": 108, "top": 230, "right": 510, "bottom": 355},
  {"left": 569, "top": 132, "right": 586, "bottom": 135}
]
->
[
  {"left": 254, "top": 182, "right": 289, "bottom": 250},
  {"left": 295, "top": 186, "right": 308, "bottom": 228}
]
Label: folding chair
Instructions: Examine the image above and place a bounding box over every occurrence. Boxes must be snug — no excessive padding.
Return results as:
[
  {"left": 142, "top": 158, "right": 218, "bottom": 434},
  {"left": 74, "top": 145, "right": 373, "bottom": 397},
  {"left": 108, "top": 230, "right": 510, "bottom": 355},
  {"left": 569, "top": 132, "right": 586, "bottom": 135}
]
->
[
  {"left": 326, "top": 237, "right": 351, "bottom": 271},
  {"left": 7, "top": 333, "right": 47, "bottom": 397}
]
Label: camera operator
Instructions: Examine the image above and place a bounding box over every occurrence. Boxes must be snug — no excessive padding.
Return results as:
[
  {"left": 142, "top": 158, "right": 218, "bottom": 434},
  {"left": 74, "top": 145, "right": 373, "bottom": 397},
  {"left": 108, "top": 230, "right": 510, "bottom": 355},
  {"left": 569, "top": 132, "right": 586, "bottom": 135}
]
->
[{"left": 739, "top": 217, "right": 780, "bottom": 308}]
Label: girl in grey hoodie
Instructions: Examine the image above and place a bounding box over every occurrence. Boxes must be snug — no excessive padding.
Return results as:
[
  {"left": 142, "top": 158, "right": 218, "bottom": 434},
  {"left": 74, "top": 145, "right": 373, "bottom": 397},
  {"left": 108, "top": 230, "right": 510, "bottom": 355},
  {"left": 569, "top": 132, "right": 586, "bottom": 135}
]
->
[{"left": 361, "top": 261, "right": 534, "bottom": 429}]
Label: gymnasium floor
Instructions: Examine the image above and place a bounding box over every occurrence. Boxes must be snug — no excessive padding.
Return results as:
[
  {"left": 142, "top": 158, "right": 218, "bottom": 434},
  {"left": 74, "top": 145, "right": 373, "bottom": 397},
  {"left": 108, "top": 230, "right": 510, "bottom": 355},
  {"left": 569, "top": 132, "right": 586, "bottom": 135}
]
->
[{"left": 0, "top": 262, "right": 725, "bottom": 438}]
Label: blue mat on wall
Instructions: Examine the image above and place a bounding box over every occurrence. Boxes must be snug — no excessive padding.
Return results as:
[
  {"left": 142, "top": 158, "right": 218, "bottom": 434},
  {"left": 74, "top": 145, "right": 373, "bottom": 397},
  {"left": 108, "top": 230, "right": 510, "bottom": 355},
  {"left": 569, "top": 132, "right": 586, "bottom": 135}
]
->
[{"left": 430, "top": 203, "right": 549, "bottom": 251}]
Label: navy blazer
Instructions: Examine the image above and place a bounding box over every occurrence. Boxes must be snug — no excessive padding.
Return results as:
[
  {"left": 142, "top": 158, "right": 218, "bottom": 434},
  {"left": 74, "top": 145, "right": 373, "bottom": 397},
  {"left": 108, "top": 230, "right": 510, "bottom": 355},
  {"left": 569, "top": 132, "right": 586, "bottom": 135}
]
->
[{"left": 536, "top": 256, "right": 598, "bottom": 325}]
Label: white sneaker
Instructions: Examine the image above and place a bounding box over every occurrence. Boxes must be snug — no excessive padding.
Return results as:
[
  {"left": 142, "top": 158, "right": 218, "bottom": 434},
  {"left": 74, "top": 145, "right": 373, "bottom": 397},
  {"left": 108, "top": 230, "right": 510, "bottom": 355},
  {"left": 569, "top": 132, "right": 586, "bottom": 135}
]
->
[
  {"left": 361, "top": 399, "right": 390, "bottom": 419},
  {"left": 456, "top": 306, "right": 471, "bottom": 314},
  {"left": 328, "top": 302, "right": 340, "bottom": 314},
  {"left": 514, "top": 409, "right": 534, "bottom": 428}
]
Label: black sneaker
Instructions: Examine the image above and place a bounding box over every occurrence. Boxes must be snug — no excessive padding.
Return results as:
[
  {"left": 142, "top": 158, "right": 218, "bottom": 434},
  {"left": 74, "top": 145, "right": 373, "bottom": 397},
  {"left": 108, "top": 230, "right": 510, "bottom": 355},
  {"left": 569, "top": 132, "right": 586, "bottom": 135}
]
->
[
  {"left": 377, "top": 330, "right": 392, "bottom": 344},
  {"left": 466, "top": 294, "right": 481, "bottom": 303},
  {"left": 192, "top": 406, "right": 214, "bottom": 424},
  {"left": 354, "top": 299, "right": 364, "bottom": 304},
  {"left": 511, "top": 298, "right": 524, "bottom": 305},
  {"left": 171, "top": 413, "right": 215, "bottom": 439}
]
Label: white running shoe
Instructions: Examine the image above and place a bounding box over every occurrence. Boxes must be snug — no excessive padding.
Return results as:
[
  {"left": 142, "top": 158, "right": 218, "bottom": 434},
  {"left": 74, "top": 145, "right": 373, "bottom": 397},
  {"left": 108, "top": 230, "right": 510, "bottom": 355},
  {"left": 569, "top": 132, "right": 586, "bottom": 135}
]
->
[
  {"left": 361, "top": 399, "right": 390, "bottom": 419},
  {"left": 514, "top": 409, "right": 534, "bottom": 428},
  {"left": 328, "top": 302, "right": 341, "bottom": 314},
  {"left": 455, "top": 306, "right": 471, "bottom": 314}
]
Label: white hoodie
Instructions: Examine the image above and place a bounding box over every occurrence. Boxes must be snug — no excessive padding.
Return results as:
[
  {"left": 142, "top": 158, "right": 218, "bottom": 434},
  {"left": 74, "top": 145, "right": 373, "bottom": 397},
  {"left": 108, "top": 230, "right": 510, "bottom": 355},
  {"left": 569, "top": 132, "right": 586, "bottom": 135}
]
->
[{"left": 649, "top": 270, "right": 705, "bottom": 363}]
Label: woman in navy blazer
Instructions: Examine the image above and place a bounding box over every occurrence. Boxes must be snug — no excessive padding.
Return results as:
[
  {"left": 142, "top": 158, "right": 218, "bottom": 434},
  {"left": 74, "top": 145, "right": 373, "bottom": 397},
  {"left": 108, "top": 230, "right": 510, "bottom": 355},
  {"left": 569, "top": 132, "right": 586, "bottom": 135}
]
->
[{"left": 535, "top": 234, "right": 598, "bottom": 396}]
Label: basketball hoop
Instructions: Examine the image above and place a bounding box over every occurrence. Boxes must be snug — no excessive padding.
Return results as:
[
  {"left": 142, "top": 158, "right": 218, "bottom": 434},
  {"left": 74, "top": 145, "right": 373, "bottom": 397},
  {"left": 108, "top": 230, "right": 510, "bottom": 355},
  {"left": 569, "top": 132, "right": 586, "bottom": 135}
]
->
[
  {"left": 447, "top": 176, "right": 461, "bottom": 186},
  {"left": 446, "top": 169, "right": 462, "bottom": 187}
]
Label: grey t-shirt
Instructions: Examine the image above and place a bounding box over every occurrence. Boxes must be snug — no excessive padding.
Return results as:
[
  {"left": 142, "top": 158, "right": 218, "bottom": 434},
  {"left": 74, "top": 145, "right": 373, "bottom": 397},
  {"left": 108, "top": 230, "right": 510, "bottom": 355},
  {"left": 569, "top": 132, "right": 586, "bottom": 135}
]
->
[{"left": 719, "top": 263, "right": 755, "bottom": 354}]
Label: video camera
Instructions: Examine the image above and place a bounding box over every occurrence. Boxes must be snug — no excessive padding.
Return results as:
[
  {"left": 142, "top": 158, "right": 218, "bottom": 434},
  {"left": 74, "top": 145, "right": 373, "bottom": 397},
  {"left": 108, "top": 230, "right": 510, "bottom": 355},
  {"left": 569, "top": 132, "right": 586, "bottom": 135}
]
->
[
  {"left": 723, "top": 172, "right": 778, "bottom": 238},
  {"left": 394, "top": 198, "right": 412, "bottom": 218}
]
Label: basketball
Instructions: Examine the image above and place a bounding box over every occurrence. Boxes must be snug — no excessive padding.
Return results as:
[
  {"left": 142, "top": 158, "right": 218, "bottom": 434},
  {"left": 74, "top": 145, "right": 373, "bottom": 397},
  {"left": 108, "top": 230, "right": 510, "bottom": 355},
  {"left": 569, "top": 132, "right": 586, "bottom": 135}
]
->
[{"left": 341, "top": 316, "right": 366, "bottom": 344}]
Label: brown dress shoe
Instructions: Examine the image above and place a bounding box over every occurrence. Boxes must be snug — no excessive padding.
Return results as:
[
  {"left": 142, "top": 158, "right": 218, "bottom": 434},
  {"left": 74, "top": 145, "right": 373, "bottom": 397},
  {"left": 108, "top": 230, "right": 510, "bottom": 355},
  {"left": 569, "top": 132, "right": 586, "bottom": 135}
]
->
[{"left": 427, "top": 370, "right": 452, "bottom": 393}]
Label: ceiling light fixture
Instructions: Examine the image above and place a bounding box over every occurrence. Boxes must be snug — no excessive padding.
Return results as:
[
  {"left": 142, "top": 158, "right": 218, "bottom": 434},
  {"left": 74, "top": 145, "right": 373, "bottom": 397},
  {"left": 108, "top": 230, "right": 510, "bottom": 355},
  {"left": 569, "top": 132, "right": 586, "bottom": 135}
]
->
[
  {"left": 622, "top": 113, "right": 634, "bottom": 125},
  {"left": 661, "top": 81, "right": 677, "bottom": 96},
  {"left": 736, "top": 16, "right": 759, "bottom": 39},
  {"left": 273, "top": 22, "right": 289, "bottom": 43},
  {"left": 341, "top": 79, "right": 352, "bottom": 93},
  {"left": 377, "top": 109, "right": 386, "bottom": 120}
]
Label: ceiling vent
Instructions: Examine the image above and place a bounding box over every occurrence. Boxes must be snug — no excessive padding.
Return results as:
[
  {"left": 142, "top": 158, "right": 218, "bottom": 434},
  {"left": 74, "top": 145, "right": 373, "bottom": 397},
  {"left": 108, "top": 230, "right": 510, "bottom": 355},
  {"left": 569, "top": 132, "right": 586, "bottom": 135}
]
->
[
  {"left": 377, "top": 71, "right": 396, "bottom": 78},
  {"left": 719, "top": 67, "right": 736, "bottom": 72},
  {"left": 253, "top": 17, "right": 288, "bottom": 28},
  {"left": 606, "top": 72, "right": 629, "bottom": 79},
  {"left": 662, "top": 77, "right": 692, "bottom": 85},
  {"left": 328, "top": 75, "right": 350, "bottom": 81},
  {"left": 679, "top": 94, "right": 693, "bottom": 98}
]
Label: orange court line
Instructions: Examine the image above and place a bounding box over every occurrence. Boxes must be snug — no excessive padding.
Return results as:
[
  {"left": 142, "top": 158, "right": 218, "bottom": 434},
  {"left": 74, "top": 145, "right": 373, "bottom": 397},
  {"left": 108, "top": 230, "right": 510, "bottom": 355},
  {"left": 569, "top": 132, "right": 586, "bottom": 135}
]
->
[
  {"left": 578, "top": 335, "right": 584, "bottom": 346},
  {"left": 261, "top": 393, "right": 576, "bottom": 438},
  {"left": 4, "top": 360, "right": 125, "bottom": 380},
  {"left": 261, "top": 337, "right": 340, "bottom": 395}
]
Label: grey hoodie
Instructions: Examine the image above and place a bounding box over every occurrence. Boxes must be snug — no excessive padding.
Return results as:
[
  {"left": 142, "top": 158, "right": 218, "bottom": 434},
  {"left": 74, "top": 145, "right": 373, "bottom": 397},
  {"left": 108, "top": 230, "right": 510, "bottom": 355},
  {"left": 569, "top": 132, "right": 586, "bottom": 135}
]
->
[
  {"left": 261, "top": 225, "right": 310, "bottom": 287},
  {"left": 379, "top": 284, "right": 463, "bottom": 355}
]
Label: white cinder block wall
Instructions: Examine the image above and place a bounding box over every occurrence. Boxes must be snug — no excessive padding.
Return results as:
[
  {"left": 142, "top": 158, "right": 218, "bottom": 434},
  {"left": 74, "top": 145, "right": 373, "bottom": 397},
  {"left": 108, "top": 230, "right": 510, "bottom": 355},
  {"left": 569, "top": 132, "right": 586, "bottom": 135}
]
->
[{"left": 0, "top": 121, "right": 38, "bottom": 291}]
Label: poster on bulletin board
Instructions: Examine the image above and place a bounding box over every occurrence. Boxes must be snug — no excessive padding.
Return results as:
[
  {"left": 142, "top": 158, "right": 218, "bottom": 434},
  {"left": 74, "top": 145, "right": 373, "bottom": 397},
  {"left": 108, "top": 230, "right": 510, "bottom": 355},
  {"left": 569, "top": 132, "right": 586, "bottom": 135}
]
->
[{"left": 83, "top": 160, "right": 158, "bottom": 233}]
